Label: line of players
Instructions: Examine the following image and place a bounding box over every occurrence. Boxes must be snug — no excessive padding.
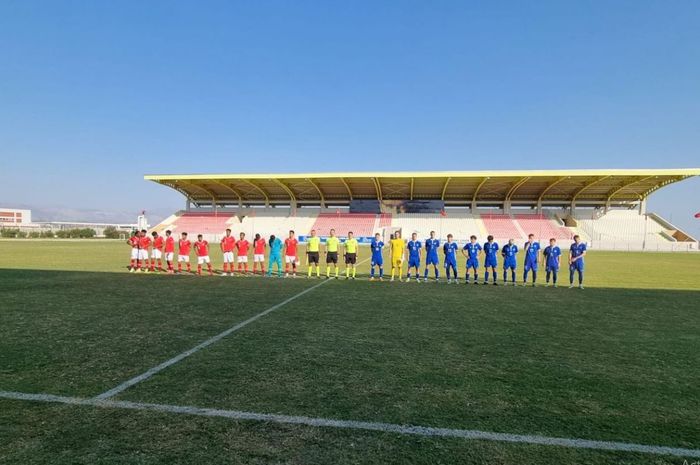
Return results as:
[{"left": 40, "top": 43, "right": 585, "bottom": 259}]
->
[
  {"left": 374, "top": 230, "right": 586, "bottom": 288},
  {"left": 126, "top": 227, "right": 587, "bottom": 287}
]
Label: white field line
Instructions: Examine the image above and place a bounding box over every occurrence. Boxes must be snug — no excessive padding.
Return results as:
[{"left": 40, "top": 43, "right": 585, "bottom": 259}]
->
[
  {"left": 1, "top": 390, "right": 698, "bottom": 459},
  {"left": 95, "top": 256, "right": 371, "bottom": 400},
  {"left": 94, "top": 279, "right": 330, "bottom": 400}
]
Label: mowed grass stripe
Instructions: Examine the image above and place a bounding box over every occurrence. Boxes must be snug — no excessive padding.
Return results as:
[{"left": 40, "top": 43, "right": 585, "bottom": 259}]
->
[{"left": 121, "top": 281, "right": 700, "bottom": 448}]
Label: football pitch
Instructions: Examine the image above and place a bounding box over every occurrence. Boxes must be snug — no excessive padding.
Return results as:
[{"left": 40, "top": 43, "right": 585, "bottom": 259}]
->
[{"left": 1, "top": 240, "right": 699, "bottom": 464}]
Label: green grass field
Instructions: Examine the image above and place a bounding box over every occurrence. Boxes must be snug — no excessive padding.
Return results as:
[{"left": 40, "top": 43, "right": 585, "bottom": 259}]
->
[{"left": 1, "top": 240, "right": 699, "bottom": 464}]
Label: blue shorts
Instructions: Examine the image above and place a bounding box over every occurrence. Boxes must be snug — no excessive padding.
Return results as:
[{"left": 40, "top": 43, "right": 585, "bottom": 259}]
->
[
  {"left": 444, "top": 258, "right": 457, "bottom": 269},
  {"left": 484, "top": 257, "right": 498, "bottom": 268},
  {"left": 524, "top": 260, "right": 538, "bottom": 272},
  {"left": 546, "top": 264, "right": 559, "bottom": 272},
  {"left": 425, "top": 254, "right": 439, "bottom": 266},
  {"left": 408, "top": 256, "right": 420, "bottom": 268},
  {"left": 570, "top": 260, "right": 584, "bottom": 271},
  {"left": 503, "top": 259, "right": 516, "bottom": 270},
  {"left": 371, "top": 256, "right": 383, "bottom": 267},
  {"left": 466, "top": 258, "right": 479, "bottom": 269}
]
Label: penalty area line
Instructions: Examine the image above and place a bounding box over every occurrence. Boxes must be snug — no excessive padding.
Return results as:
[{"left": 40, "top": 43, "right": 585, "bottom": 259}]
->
[{"left": 0, "top": 390, "right": 698, "bottom": 459}]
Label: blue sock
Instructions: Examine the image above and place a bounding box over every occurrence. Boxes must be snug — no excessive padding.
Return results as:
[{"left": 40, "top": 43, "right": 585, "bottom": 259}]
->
[
  {"left": 407, "top": 272, "right": 411, "bottom": 279},
  {"left": 466, "top": 272, "right": 470, "bottom": 282},
  {"left": 503, "top": 270, "right": 507, "bottom": 282},
  {"left": 578, "top": 270, "right": 583, "bottom": 284},
  {"left": 435, "top": 268, "right": 439, "bottom": 279},
  {"left": 370, "top": 267, "right": 375, "bottom": 278},
  {"left": 485, "top": 271, "right": 489, "bottom": 283},
  {"left": 493, "top": 270, "right": 497, "bottom": 283},
  {"left": 379, "top": 267, "right": 384, "bottom": 278},
  {"left": 532, "top": 270, "right": 537, "bottom": 283},
  {"left": 511, "top": 270, "right": 516, "bottom": 283},
  {"left": 553, "top": 270, "right": 557, "bottom": 284},
  {"left": 523, "top": 270, "right": 528, "bottom": 283},
  {"left": 474, "top": 272, "right": 478, "bottom": 282},
  {"left": 424, "top": 268, "right": 429, "bottom": 278},
  {"left": 546, "top": 271, "right": 551, "bottom": 283},
  {"left": 570, "top": 269, "right": 575, "bottom": 284}
]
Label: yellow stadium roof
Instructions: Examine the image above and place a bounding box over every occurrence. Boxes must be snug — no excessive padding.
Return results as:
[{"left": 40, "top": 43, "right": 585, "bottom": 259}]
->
[{"left": 145, "top": 168, "right": 700, "bottom": 208}]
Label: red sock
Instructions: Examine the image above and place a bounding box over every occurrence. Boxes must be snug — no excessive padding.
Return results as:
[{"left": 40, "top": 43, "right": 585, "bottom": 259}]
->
[
  {"left": 244, "top": 263, "right": 248, "bottom": 272},
  {"left": 207, "top": 263, "right": 213, "bottom": 275},
  {"left": 187, "top": 264, "right": 191, "bottom": 272},
  {"left": 238, "top": 263, "right": 242, "bottom": 273},
  {"left": 197, "top": 265, "right": 202, "bottom": 275},
  {"left": 158, "top": 259, "right": 163, "bottom": 271},
  {"left": 150, "top": 260, "right": 155, "bottom": 271},
  {"left": 130, "top": 259, "right": 135, "bottom": 268},
  {"left": 178, "top": 263, "right": 182, "bottom": 272},
  {"left": 223, "top": 263, "right": 228, "bottom": 273}
]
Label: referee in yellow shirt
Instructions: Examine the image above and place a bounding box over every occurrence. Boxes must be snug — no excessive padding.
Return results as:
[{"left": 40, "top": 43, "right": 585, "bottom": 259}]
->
[
  {"left": 324, "top": 229, "right": 340, "bottom": 279},
  {"left": 343, "top": 231, "right": 359, "bottom": 279},
  {"left": 390, "top": 230, "right": 406, "bottom": 282},
  {"left": 306, "top": 229, "right": 321, "bottom": 278}
]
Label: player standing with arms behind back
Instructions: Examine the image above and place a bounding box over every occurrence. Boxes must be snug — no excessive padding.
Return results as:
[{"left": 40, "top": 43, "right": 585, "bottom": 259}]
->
[
  {"left": 177, "top": 232, "right": 192, "bottom": 274},
  {"left": 284, "top": 230, "right": 299, "bottom": 277},
  {"left": 423, "top": 231, "right": 440, "bottom": 282},
  {"left": 523, "top": 234, "right": 541, "bottom": 286},
  {"left": 306, "top": 229, "right": 321, "bottom": 278},
  {"left": 236, "top": 232, "right": 250, "bottom": 275},
  {"left": 482, "top": 235, "right": 499, "bottom": 285},
  {"left": 343, "top": 231, "right": 359, "bottom": 280},
  {"left": 406, "top": 232, "right": 422, "bottom": 283},
  {"left": 164, "top": 230, "right": 176, "bottom": 273},
  {"left": 389, "top": 230, "right": 405, "bottom": 282},
  {"left": 220, "top": 229, "right": 236, "bottom": 276},
  {"left": 194, "top": 234, "right": 213, "bottom": 276},
  {"left": 150, "top": 231, "right": 164, "bottom": 272},
  {"left": 569, "top": 235, "right": 587, "bottom": 289},
  {"left": 369, "top": 232, "right": 384, "bottom": 281},
  {"left": 501, "top": 239, "right": 518, "bottom": 285},
  {"left": 543, "top": 238, "right": 561, "bottom": 287},
  {"left": 443, "top": 234, "right": 458, "bottom": 283},
  {"left": 462, "top": 235, "right": 482, "bottom": 284},
  {"left": 252, "top": 233, "right": 266, "bottom": 275}
]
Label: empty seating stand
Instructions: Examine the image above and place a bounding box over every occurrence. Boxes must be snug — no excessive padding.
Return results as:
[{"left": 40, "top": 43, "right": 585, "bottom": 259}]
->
[
  {"left": 170, "top": 212, "right": 236, "bottom": 235},
  {"left": 310, "top": 213, "right": 377, "bottom": 237},
  {"left": 514, "top": 214, "right": 573, "bottom": 241}
]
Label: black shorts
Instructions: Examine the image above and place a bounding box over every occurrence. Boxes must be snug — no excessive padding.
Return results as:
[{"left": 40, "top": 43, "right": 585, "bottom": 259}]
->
[
  {"left": 345, "top": 253, "right": 357, "bottom": 264},
  {"left": 326, "top": 252, "right": 338, "bottom": 264},
  {"left": 307, "top": 252, "right": 320, "bottom": 264}
]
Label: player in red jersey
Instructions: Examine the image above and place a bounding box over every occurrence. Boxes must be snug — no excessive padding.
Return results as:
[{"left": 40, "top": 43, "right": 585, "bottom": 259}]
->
[
  {"left": 177, "top": 232, "right": 192, "bottom": 273},
  {"left": 252, "top": 233, "right": 266, "bottom": 275},
  {"left": 284, "top": 230, "right": 299, "bottom": 277},
  {"left": 150, "top": 231, "right": 164, "bottom": 272},
  {"left": 127, "top": 230, "right": 140, "bottom": 272},
  {"left": 164, "top": 230, "right": 176, "bottom": 273},
  {"left": 194, "top": 234, "right": 213, "bottom": 275},
  {"left": 236, "top": 232, "right": 250, "bottom": 274},
  {"left": 138, "top": 230, "right": 152, "bottom": 272},
  {"left": 220, "top": 228, "right": 236, "bottom": 276}
]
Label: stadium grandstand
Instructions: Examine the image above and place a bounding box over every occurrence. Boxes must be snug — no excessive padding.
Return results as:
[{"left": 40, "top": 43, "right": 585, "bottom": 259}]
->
[{"left": 145, "top": 169, "right": 700, "bottom": 252}]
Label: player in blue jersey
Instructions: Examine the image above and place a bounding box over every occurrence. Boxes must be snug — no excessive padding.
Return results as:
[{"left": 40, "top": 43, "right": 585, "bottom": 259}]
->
[
  {"left": 501, "top": 239, "right": 518, "bottom": 285},
  {"left": 543, "top": 238, "right": 561, "bottom": 287},
  {"left": 482, "top": 235, "right": 499, "bottom": 285},
  {"left": 406, "top": 232, "right": 422, "bottom": 283},
  {"left": 568, "top": 235, "right": 587, "bottom": 289},
  {"left": 369, "top": 233, "right": 384, "bottom": 281},
  {"left": 461, "top": 235, "right": 482, "bottom": 284},
  {"left": 423, "top": 230, "right": 440, "bottom": 282},
  {"left": 443, "top": 234, "right": 459, "bottom": 283},
  {"left": 523, "top": 233, "right": 541, "bottom": 287}
]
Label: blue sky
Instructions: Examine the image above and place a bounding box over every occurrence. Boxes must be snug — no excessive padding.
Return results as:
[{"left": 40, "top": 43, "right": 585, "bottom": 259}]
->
[{"left": 1, "top": 1, "right": 698, "bottom": 232}]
